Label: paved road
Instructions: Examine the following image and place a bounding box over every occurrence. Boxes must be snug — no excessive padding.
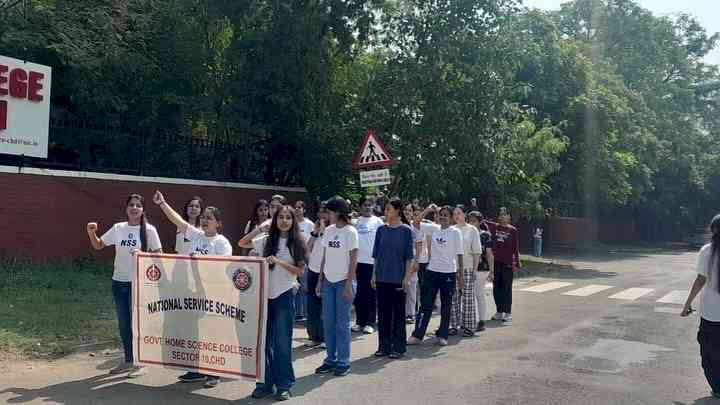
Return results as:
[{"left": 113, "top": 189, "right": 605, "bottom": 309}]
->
[{"left": 0, "top": 248, "right": 715, "bottom": 404}]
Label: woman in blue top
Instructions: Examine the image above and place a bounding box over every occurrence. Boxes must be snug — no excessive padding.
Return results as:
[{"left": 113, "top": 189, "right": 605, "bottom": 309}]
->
[{"left": 372, "top": 198, "right": 415, "bottom": 358}]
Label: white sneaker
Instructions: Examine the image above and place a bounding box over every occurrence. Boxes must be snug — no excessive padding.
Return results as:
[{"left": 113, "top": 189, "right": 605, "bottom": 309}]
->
[
  {"left": 351, "top": 324, "right": 362, "bottom": 333},
  {"left": 502, "top": 315, "right": 513, "bottom": 326},
  {"left": 362, "top": 325, "right": 375, "bottom": 334},
  {"left": 407, "top": 336, "right": 422, "bottom": 345},
  {"left": 492, "top": 312, "right": 505, "bottom": 321},
  {"left": 437, "top": 338, "right": 448, "bottom": 346},
  {"left": 127, "top": 366, "right": 148, "bottom": 379}
]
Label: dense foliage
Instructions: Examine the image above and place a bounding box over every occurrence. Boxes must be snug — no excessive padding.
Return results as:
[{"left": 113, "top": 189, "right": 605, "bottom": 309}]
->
[{"left": 1, "top": 0, "right": 718, "bottom": 237}]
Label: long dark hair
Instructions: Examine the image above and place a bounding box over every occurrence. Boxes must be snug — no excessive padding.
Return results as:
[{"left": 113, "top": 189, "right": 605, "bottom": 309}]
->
[
  {"left": 263, "top": 205, "right": 307, "bottom": 268},
  {"left": 182, "top": 196, "right": 204, "bottom": 227},
  {"left": 248, "top": 199, "right": 270, "bottom": 231},
  {"left": 388, "top": 198, "right": 410, "bottom": 225},
  {"left": 710, "top": 215, "right": 720, "bottom": 292},
  {"left": 126, "top": 194, "right": 148, "bottom": 252}
]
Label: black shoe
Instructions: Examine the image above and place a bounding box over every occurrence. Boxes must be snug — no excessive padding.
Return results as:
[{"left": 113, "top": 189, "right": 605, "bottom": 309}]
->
[
  {"left": 251, "top": 387, "right": 275, "bottom": 399},
  {"left": 374, "top": 350, "right": 389, "bottom": 357},
  {"left": 275, "top": 390, "right": 291, "bottom": 401},
  {"left": 334, "top": 365, "right": 350, "bottom": 376},
  {"left": 448, "top": 328, "right": 458, "bottom": 336},
  {"left": 405, "top": 316, "right": 415, "bottom": 324},
  {"left": 476, "top": 321, "right": 486, "bottom": 332},
  {"left": 178, "top": 372, "right": 206, "bottom": 383},
  {"left": 203, "top": 376, "right": 220, "bottom": 388},
  {"left": 315, "top": 364, "right": 335, "bottom": 374},
  {"left": 389, "top": 352, "right": 404, "bottom": 359}
]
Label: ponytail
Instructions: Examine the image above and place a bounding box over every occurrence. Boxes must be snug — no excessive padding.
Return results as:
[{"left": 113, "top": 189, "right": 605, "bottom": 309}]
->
[{"left": 709, "top": 214, "right": 720, "bottom": 293}]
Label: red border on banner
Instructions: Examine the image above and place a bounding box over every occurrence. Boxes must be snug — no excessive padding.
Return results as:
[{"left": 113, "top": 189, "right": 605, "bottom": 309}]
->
[{"left": 134, "top": 253, "right": 266, "bottom": 379}]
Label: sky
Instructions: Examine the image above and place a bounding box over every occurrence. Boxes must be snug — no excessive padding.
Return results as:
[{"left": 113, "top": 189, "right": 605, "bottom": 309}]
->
[{"left": 521, "top": 0, "right": 720, "bottom": 66}]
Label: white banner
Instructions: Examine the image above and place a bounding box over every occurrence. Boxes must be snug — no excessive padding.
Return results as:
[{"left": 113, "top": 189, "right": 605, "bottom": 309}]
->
[
  {"left": 360, "top": 168, "right": 392, "bottom": 188},
  {"left": 133, "top": 253, "right": 268, "bottom": 381},
  {"left": 0, "top": 55, "right": 52, "bottom": 158}
]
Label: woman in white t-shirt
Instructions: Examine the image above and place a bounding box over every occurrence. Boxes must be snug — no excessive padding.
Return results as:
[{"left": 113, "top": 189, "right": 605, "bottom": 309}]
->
[
  {"left": 238, "top": 205, "right": 307, "bottom": 402},
  {"left": 450, "top": 206, "right": 482, "bottom": 338},
  {"left": 86, "top": 193, "right": 162, "bottom": 379},
  {"left": 304, "top": 204, "right": 330, "bottom": 348},
  {"left": 175, "top": 196, "right": 203, "bottom": 255},
  {"left": 403, "top": 203, "right": 421, "bottom": 324},
  {"left": 153, "top": 191, "right": 232, "bottom": 387},
  {"left": 408, "top": 205, "right": 464, "bottom": 346},
  {"left": 314, "top": 197, "right": 359, "bottom": 377},
  {"left": 682, "top": 215, "right": 720, "bottom": 399}
]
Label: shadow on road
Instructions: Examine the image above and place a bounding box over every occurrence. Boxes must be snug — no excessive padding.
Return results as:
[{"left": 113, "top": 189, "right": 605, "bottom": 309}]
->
[{"left": 0, "top": 374, "right": 233, "bottom": 405}]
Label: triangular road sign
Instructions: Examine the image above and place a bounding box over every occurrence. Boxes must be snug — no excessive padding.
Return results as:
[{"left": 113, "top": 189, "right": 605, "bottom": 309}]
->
[{"left": 352, "top": 129, "right": 395, "bottom": 169}]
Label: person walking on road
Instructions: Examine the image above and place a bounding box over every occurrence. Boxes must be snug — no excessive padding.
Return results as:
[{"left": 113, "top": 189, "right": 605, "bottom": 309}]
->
[
  {"left": 372, "top": 198, "right": 415, "bottom": 358},
  {"left": 352, "top": 196, "right": 384, "bottom": 334},
  {"left": 239, "top": 205, "right": 307, "bottom": 401},
  {"left": 468, "top": 211, "right": 494, "bottom": 332},
  {"left": 314, "top": 197, "right": 359, "bottom": 377},
  {"left": 450, "top": 206, "right": 483, "bottom": 337},
  {"left": 487, "top": 207, "right": 520, "bottom": 326},
  {"left": 682, "top": 214, "right": 720, "bottom": 399},
  {"left": 408, "top": 205, "right": 464, "bottom": 346},
  {"left": 85, "top": 194, "right": 162, "bottom": 379}
]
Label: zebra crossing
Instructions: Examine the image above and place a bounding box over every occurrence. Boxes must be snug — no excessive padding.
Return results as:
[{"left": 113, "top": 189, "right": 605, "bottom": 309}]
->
[{"left": 515, "top": 281, "right": 688, "bottom": 305}]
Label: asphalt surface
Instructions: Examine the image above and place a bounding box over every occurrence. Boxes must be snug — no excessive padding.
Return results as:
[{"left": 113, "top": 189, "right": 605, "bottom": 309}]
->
[{"left": 0, "top": 247, "right": 715, "bottom": 404}]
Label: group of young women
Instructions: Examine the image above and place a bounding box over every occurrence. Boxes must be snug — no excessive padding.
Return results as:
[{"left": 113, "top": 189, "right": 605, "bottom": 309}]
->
[{"left": 85, "top": 191, "right": 521, "bottom": 401}]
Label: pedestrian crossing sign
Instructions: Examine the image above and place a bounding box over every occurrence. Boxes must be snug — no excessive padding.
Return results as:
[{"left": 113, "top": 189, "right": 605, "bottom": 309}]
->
[{"left": 352, "top": 129, "right": 396, "bottom": 169}]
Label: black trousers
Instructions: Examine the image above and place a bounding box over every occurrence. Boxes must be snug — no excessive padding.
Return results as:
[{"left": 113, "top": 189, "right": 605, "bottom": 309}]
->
[
  {"left": 699, "top": 318, "right": 720, "bottom": 394},
  {"left": 377, "top": 282, "right": 407, "bottom": 354},
  {"left": 354, "top": 263, "right": 377, "bottom": 327},
  {"left": 493, "top": 262, "right": 514, "bottom": 314},
  {"left": 412, "top": 270, "right": 455, "bottom": 340},
  {"left": 305, "top": 270, "right": 324, "bottom": 342}
]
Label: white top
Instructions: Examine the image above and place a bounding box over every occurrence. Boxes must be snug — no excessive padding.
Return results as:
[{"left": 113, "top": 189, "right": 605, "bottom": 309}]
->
[
  {"left": 298, "top": 218, "right": 314, "bottom": 238},
  {"left": 253, "top": 235, "right": 299, "bottom": 299},
  {"left": 321, "top": 224, "right": 359, "bottom": 282},
  {"left": 185, "top": 226, "right": 233, "bottom": 256},
  {"left": 353, "top": 215, "right": 384, "bottom": 264},
  {"left": 427, "top": 226, "right": 464, "bottom": 273},
  {"left": 697, "top": 244, "right": 720, "bottom": 322},
  {"left": 101, "top": 222, "right": 162, "bottom": 282},
  {"left": 414, "top": 222, "right": 440, "bottom": 264},
  {"left": 455, "top": 224, "right": 482, "bottom": 270},
  {"left": 308, "top": 232, "right": 325, "bottom": 273},
  {"left": 175, "top": 230, "right": 193, "bottom": 255}
]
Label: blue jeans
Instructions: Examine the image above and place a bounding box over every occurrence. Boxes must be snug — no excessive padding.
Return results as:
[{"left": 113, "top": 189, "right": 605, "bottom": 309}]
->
[
  {"left": 295, "top": 270, "right": 307, "bottom": 319},
  {"left": 257, "top": 289, "right": 295, "bottom": 391},
  {"left": 534, "top": 238, "right": 543, "bottom": 257},
  {"left": 322, "top": 279, "right": 356, "bottom": 368},
  {"left": 112, "top": 280, "right": 133, "bottom": 363}
]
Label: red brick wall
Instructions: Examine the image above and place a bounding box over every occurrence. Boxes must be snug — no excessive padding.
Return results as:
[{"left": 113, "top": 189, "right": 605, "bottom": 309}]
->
[{"left": 0, "top": 170, "right": 305, "bottom": 261}]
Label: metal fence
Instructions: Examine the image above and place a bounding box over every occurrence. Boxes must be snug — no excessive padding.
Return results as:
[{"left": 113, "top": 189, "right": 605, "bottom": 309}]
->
[{"left": 0, "top": 118, "right": 295, "bottom": 185}]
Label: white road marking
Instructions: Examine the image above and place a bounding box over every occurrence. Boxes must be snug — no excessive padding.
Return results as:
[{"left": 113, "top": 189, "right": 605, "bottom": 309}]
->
[
  {"left": 654, "top": 306, "right": 682, "bottom": 314},
  {"left": 656, "top": 290, "right": 687, "bottom": 305},
  {"left": 520, "top": 282, "right": 574, "bottom": 293},
  {"left": 562, "top": 284, "right": 614, "bottom": 297},
  {"left": 609, "top": 288, "right": 654, "bottom": 301}
]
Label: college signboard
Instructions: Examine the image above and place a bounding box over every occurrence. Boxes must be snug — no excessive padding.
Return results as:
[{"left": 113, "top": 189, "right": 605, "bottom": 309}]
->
[
  {"left": 0, "top": 55, "right": 52, "bottom": 158},
  {"left": 133, "top": 253, "right": 269, "bottom": 381}
]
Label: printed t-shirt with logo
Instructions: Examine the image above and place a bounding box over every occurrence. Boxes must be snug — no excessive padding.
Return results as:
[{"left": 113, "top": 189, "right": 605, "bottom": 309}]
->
[
  {"left": 353, "top": 215, "right": 384, "bottom": 265},
  {"left": 253, "top": 234, "right": 304, "bottom": 299},
  {"left": 427, "top": 226, "right": 464, "bottom": 273},
  {"left": 101, "top": 222, "right": 162, "bottom": 282},
  {"left": 185, "top": 226, "right": 233, "bottom": 256},
  {"left": 414, "top": 222, "right": 440, "bottom": 264},
  {"left": 321, "top": 224, "right": 359, "bottom": 283}
]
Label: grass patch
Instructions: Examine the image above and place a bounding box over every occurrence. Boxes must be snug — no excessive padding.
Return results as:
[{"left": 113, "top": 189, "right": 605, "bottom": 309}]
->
[{"left": 0, "top": 257, "right": 119, "bottom": 360}]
